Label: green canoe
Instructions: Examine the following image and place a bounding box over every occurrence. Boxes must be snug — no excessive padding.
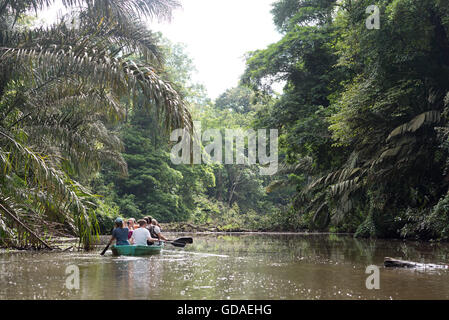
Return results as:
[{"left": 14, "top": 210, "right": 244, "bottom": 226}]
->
[{"left": 111, "top": 243, "right": 164, "bottom": 256}]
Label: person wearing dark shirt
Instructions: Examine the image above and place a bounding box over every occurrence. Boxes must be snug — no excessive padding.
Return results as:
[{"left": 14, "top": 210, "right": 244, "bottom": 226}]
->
[
  {"left": 150, "top": 219, "right": 168, "bottom": 241},
  {"left": 107, "top": 218, "right": 129, "bottom": 246}
]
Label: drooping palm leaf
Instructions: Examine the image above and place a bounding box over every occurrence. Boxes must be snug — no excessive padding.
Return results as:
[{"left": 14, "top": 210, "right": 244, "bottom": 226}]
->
[{"left": 387, "top": 110, "right": 441, "bottom": 142}]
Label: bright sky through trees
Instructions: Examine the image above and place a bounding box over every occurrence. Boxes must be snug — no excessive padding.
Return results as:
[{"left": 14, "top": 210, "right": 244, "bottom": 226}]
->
[
  {"left": 151, "top": 0, "right": 282, "bottom": 99},
  {"left": 37, "top": 0, "right": 281, "bottom": 99}
]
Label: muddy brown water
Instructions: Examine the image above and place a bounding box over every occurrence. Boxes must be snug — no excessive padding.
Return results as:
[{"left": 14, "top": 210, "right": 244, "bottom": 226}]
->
[{"left": 1, "top": 233, "right": 449, "bottom": 300}]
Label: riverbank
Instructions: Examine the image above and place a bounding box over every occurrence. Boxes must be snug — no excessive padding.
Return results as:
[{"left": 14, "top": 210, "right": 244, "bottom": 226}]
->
[
  {"left": 161, "top": 222, "right": 251, "bottom": 232},
  {"left": 0, "top": 231, "right": 348, "bottom": 252},
  {"left": 3, "top": 228, "right": 448, "bottom": 252},
  {"left": 160, "top": 222, "right": 306, "bottom": 233}
]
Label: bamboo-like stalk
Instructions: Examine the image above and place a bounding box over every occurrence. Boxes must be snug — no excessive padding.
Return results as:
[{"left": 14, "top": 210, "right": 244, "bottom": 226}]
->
[{"left": 0, "top": 202, "right": 53, "bottom": 250}]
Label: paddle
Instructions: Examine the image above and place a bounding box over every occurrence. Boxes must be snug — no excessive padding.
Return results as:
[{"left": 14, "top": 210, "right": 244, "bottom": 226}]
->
[
  {"left": 166, "top": 240, "right": 186, "bottom": 248},
  {"left": 170, "top": 237, "right": 193, "bottom": 244},
  {"left": 164, "top": 237, "right": 193, "bottom": 248},
  {"left": 100, "top": 242, "right": 111, "bottom": 256}
]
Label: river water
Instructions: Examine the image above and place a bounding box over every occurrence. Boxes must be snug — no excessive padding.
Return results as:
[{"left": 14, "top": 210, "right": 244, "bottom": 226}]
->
[{"left": 1, "top": 233, "right": 449, "bottom": 300}]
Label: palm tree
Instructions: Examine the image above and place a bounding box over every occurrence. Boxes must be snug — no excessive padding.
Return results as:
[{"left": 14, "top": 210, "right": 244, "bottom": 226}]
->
[{"left": 0, "top": 0, "right": 192, "bottom": 249}]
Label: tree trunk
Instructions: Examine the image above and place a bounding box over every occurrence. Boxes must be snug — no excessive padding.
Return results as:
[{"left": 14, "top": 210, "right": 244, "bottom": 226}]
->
[
  {"left": 0, "top": 201, "right": 53, "bottom": 250},
  {"left": 430, "top": 10, "right": 449, "bottom": 67}
]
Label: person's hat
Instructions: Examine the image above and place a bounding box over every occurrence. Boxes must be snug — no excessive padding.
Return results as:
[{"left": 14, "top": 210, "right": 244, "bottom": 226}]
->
[{"left": 115, "top": 217, "right": 123, "bottom": 224}]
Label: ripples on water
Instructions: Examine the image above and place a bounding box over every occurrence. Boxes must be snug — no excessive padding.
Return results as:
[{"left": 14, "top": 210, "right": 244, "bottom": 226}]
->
[{"left": 1, "top": 233, "right": 449, "bottom": 300}]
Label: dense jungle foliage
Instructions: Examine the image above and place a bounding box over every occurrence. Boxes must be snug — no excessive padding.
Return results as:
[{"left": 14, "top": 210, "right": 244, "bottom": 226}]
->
[
  {"left": 2, "top": 0, "right": 449, "bottom": 249},
  {"left": 242, "top": 0, "right": 449, "bottom": 240}
]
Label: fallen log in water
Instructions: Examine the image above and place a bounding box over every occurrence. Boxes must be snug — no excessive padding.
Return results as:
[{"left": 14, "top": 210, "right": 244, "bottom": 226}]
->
[
  {"left": 384, "top": 257, "right": 419, "bottom": 268},
  {"left": 384, "top": 257, "right": 449, "bottom": 269}
]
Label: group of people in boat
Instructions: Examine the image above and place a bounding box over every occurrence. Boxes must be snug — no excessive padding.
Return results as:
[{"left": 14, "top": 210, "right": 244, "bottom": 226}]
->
[{"left": 108, "top": 216, "right": 168, "bottom": 247}]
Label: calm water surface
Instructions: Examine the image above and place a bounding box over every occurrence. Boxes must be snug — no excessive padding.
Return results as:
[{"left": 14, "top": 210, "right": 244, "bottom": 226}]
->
[{"left": 2, "top": 233, "right": 449, "bottom": 300}]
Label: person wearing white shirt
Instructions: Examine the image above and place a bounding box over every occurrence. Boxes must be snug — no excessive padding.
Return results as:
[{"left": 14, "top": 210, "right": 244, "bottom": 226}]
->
[{"left": 131, "top": 219, "right": 159, "bottom": 246}]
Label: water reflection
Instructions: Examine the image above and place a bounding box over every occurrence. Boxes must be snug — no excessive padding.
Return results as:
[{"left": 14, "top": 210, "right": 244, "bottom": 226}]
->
[{"left": 1, "top": 233, "right": 449, "bottom": 300}]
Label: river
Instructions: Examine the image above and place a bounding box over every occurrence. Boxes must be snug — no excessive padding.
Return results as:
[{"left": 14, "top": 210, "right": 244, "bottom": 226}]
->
[{"left": 1, "top": 233, "right": 449, "bottom": 300}]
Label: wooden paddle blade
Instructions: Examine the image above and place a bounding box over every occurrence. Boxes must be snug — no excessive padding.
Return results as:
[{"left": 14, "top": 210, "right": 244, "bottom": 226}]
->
[
  {"left": 175, "top": 237, "right": 193, "bottom": 244},
  {"left": 100, "top": 243, "right": 110, "bottom": 256},
  {"left": 169, "top": 241, "right": 186, "bottom": 248}
]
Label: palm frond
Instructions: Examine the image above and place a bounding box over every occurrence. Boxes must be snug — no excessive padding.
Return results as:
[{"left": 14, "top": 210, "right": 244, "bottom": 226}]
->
[
  {"left": 1, "top": 0, "right": 180, "bottom": 21},
  {"left": 303, "top": 167, "right": 363, "bottom": 194},
  {"left": 330, "top": 177, "right": 362, "bottom": 196},
  {"left": 387, "top": 110, "right": 441, "bottom": 142}
]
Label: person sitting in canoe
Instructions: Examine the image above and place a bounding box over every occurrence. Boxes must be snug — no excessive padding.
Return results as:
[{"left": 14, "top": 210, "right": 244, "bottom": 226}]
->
[
  {"left": 150, "top": 219, "right": 168, "bottom": 241},
  {"left": 127, "top": 218, "right": 136, "bottom": 240},
  {"left": 144, "top": 216, "right": 154, "bottom": 228},
  {"left": 131, "top": 219, "right": 159, "bottom": 246},
  {"left": 144, "top": 216, "right": 162, "bottom": 230},
  {"left": 107, "top": 218, "right": 129, "bottom": 247}
]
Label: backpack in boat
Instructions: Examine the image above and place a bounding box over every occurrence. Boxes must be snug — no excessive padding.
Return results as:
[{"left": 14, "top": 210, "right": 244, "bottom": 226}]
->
[
  {"left": 146, "top": 225, "right": 159, "bottom": 245},
  {"left": 149, "top": 225, "right": 159, "bottom": 238}
]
